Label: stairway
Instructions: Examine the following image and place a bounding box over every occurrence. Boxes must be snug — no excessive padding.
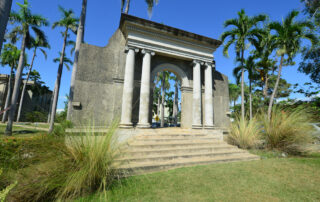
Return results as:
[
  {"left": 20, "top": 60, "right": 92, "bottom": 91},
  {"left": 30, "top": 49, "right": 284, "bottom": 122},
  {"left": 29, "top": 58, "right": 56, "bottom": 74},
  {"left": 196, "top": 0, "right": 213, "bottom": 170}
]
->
[{"left": 115, "top": 128, "right": 259, "bottom": 176}]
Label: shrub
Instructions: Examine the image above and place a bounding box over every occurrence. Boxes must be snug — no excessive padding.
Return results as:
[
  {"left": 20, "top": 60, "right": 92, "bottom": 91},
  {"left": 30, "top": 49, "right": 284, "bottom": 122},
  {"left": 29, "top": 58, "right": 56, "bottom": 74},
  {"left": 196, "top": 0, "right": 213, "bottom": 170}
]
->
[
  {"left": 25, "top": 111, "right": 47, "bottom": 122},
  {"left": 57, "top": 121, "right": 120, "bottom": 200},
  {"left": 228, "top": 116, "right": 261, "bottom": 149},
  {"left": 52, "top": 120, "right": 73, "bottom": 136},
  {"left": 6, "top": 121, "right": 121, "bottom": 201},
  {"left": 260, "top": 107, "right": 314, "bottom": 155}
]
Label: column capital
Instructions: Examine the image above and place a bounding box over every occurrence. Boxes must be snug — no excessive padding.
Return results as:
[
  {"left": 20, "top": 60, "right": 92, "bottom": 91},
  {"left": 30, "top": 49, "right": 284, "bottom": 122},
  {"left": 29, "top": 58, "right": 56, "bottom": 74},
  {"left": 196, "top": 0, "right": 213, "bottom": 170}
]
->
[
  {"left": 205, "top": 62, "right": 216, "bottom": 71},
  {"left": 193, "top": 60, "right": 204, "bottom": 65},
  {"left": 142, "top": 49, "right": 155, "bottom": 56},
  {"left": 125, "top": 46, "right": 139, "bottom": 53}
]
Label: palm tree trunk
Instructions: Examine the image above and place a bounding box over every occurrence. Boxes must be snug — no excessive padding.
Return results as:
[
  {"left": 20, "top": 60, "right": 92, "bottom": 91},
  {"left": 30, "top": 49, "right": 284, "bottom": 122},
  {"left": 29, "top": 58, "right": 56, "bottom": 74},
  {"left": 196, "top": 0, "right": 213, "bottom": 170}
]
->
[
  {"left": 16, "top": 47, "right": 37, "bottom": 122},
  {"left": 47, "top": 86, "right": 55, "bottom": 123},
  {"left": 173, "top": 82, "right": 178, "bottom": 125},
  {"left": 0, "top": 0, "right": 12, "bottom": 54},
  {"left": 5, "top": 32, "right": 27, "bottom": 135},
  {"left": 160, "top": 72, "right": 165, "bottom": 127},
  {"left": 263, "top": 74, "right": 268, "bottom": 98},
  {"left": 249, "top": 80, "right": 252, "bottom": 120},
  {"left": 240, "top": 49, "right": 245, "bottom": 120},
  {"left": 267, "top": 55, "right": 284, "bottom": 120},
  {"left": 125, "top": 0, "right": 130, "bottom": 14},
  {"left": 49, "top": 29, "right": 68, "bottom": 133},
  {"left": 67, "top": 0, "right": 87, "bottom": 121},
  {"left": 2, "top": 66, "right": 13, "bottom": 123},
  {"left": 157, "top": 93, "right": 160, "bottom": 117}
]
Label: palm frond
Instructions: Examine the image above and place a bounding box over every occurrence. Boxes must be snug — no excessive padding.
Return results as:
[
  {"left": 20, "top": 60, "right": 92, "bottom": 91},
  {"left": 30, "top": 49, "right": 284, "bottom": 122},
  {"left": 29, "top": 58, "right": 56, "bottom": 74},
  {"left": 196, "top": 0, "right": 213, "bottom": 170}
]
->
[{"left": 39, "top": 48, "right": 47, "bottom": 59}]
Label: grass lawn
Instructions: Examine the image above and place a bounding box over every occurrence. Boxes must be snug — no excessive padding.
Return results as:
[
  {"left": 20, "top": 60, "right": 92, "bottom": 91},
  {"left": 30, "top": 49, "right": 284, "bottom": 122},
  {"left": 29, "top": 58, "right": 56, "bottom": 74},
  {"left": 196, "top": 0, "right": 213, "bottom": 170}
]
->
[
  {"left": 78, "top": 153, "right": 320, "bottom": 202},
  {"left": 0, "top": 124, "right": 48, "bottom": 137}
]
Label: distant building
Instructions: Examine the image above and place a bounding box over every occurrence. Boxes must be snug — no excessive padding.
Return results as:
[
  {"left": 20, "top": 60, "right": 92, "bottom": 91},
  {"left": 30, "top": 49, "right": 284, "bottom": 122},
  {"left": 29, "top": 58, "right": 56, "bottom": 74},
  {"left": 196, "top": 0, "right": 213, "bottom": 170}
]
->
[{"left": 0, "top": 74, "right": 52, "bottom": 122}]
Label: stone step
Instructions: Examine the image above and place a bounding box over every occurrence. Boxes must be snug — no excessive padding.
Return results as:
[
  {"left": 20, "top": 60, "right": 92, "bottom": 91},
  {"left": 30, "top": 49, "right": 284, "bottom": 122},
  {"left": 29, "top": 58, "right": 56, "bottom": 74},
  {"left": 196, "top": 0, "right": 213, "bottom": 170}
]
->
[
  {"left": 122, "top": 145, "right": 237, "bottom": 157},
  {"left": 129, "top": 141, "right": 226, "bottom": 149},
  {"left": 134, "top": 137, "right": 220, "bottom": 142},
  {"left": 117, "top": 153, "right": 259, "bottom": 175},
  {"left": 136, "top": 134, "right": 212, "bottom": 138},
  {"left": 116, "top": 150, "right": 248, "bottom": 164}
]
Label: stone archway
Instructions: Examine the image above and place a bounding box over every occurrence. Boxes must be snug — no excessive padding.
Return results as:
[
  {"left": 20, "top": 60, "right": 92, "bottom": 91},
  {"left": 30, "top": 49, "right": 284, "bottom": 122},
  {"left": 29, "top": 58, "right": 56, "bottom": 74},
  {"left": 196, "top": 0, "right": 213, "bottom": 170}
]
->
[{"left": 150, "top": 63, "right": 188, "bottom": 128}]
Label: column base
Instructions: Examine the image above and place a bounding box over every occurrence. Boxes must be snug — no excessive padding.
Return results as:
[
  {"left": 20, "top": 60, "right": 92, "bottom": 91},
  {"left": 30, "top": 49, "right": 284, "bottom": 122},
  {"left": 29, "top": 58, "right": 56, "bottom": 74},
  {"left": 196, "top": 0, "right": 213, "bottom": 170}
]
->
[
  {"left": 137, "top": 123, "right": 151, "bottom": 128},
  {"left": 119, "top": 123, "right": 133, "bottom": 128},
  {"left": 192, "top": 124, "right": 203, "bottom": 129},
  {"left": 204, "top": 125, "right": 215, "bottom": 129}
]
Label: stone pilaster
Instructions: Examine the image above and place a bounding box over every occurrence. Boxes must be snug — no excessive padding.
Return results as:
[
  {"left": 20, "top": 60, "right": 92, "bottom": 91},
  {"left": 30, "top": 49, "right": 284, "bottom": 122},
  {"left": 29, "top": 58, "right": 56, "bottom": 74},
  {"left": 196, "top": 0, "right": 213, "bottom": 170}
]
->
[
  {"left": 119, "top": 46, "right": 139, "bottom": 128},
  {"left": 204, "top": 62, "right": 214, "bottom": 129},
  {"left": 192, "top": 60, "right": 203, "bottom": 129},
  {"left": 137, "top": 49, "right": 155, "bottom": 128}
]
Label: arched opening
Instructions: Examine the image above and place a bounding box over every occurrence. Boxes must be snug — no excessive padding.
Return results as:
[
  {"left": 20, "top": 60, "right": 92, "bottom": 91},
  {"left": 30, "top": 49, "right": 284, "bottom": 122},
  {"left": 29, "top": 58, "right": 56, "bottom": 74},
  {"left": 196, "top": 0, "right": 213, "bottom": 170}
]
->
[{"left": 150, "top": 64, "right": 188, "bottom": 128}]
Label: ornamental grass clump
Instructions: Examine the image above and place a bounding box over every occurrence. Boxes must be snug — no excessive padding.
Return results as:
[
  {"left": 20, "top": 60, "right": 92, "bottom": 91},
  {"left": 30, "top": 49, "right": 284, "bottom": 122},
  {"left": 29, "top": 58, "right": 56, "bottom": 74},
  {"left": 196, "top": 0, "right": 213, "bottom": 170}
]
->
[
  {"left": 228, "top": 116, "right": 261, "bottom": 149},
  {"left": 260, "top": 107, "right": 314, "bottom": 155},
  {"left": 57, "top": 121, "right": 121, "bottom": 200}
]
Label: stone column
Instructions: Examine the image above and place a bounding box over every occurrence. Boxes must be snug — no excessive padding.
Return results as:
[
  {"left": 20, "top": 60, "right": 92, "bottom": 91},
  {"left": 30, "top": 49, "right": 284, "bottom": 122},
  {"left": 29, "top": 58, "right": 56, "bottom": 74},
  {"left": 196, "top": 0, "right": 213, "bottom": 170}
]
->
[
  {"left": 204, "top": 62, "right": 214, "bottom": 129},
  {"left": 192, "top": 60, "right": 203, "bottom": 128},
  {"left": 138, "top": 49, "right": 155, "bottom": 128},
  {"left": 120, "top": 46, "right": 139, "bottom": 128}
]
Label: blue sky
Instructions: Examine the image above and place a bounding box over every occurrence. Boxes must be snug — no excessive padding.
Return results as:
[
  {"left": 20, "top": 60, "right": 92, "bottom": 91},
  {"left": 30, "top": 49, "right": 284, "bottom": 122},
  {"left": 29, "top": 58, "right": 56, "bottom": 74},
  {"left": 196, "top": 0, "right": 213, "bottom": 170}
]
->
[{"left": 1, "top": 0, "right": 315, "bottom": 110}]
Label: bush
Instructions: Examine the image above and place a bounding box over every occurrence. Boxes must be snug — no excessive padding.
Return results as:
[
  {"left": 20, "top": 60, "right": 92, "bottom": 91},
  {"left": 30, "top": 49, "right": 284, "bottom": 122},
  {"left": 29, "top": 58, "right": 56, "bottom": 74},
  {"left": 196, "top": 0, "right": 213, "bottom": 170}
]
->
[
  {"left": 52, "top": 120, "right": 73, "bottom": 136},
  {"left": 260, "top": 107, "right": 314, "bottom": 155},
  {"left": 25, "top": 111, "right": 47, "bottom": 122},
  {"left": 228, "top": 116, "right": 261, "bottom": 149},
  {"left": 6, "top": 121, "right": 121, "bottom": 201}
]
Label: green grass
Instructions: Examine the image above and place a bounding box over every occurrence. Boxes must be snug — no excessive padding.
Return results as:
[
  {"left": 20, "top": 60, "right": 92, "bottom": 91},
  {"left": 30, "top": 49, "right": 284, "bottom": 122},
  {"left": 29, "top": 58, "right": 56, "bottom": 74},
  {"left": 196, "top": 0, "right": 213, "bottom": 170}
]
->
[
  {"left": 0, "top": 124, "right": 47, "bottom": 137},
  {"left": 78, "top": 153, "right": 320, "bottom": 202}
]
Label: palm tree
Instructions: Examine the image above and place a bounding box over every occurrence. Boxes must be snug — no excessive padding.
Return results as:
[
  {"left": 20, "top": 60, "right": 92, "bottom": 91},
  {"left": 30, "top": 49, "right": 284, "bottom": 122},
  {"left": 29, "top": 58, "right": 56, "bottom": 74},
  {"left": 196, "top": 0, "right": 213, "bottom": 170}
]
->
[
  {"left": 0, "top": 44, "right": 20, "bottom": 123},
  {"left": 267, "top": 10, "right": 317, "bottom": 120},
  {"left": 16, "top": 34, "right": 50, "bottom": 122},
  {"left": 233, "top": 56, "right": 258, "bottom": 120},
  {"left": 250, "top": 26, "right": 277, "bottom": 99},
  {"left": 228, "top": 83, "right": 240, "bottom": 108},
  {"left": 121, "top": 0, "right": 159, "bottom": 18},
  {"left": 0, "top": 0, "right": 13, "bottom": 54},
  {"left": 67, "top": 0, "right": 87, "bottom": 121},
  {"left": 48, "top": 6, "right": 78, "bottom": 134},
  {"left": 5, "top": 0, "right": 48, "bottom": 135},
  {"left": 220, "top": 9, "right": 266, "bottom": 120}
]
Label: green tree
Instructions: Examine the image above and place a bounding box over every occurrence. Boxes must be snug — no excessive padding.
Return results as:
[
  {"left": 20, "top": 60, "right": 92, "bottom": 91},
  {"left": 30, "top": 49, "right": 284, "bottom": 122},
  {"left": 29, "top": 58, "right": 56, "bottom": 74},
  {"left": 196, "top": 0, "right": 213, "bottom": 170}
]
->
[
  {"left": 233, "top": 56, "right": 259, "bottom": 119},
  {"left": 5, "top": 0, "right": 48, "bottom": 135},
  {"left": 16, "top": 34, "right": 50, "bottom": 122},
  {"left": 250, "top": 25, "right": 277, "bottom": 99},
  {"left": 158, "top": 71, "right": 170, "bottom": 127},
  {"left": 0, "top": 0, "right": 13, "bottom": 54},
  {"left": 228, "top": 82, "right": 240, "bottom": 108},
  {"left": 267, "top": 10, "right": 317, "bottom": 120},
  {"left": 221, "top": 9, "right": 266, "bottom": 120},
  {"left": 48, "top": 6, "right": 78, "bottom": 133},
  {"left": 0, "top": 44, "right": 20, "bottom": 123}
]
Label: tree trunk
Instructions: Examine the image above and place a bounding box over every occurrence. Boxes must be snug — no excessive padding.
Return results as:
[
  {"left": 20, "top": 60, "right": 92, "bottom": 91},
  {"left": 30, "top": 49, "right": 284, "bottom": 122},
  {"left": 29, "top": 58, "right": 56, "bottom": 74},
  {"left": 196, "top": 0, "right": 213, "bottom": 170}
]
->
[
  {"left": 263, "top": 73, "right": 268, "bottom": 98},
  {"left": 157, "top": 93, "right": 160, "bottom": 117},
  {"left": 240, "top": 49, "right": 245, "bottom": 120},
  {"left": 16, "top": 47, "right": 37, "bottom": 122},
  {"left": 267, "top": 55, "right": 284, "bottom": 120},
  {"left": 125, "top": 0, "right": 130, "bottom": 14},
  {"left": 0, "top": 0, "right": 12, "bottom": 54},
  {"left": 2, "top": 66, "right": 13, "bottom": 123},
  {"left": 47, "top": 87, "right": 55, "bottom": 123},
  {"left": 160, "top": 72, "right": 165, "bottom": 127},
  {"left": 249, "top": 80, "right": 252, "bottom": 120},
  {"left": 5, "top": 32, "right": 27, "bottom": 135},
  {"left": 67, "top": 0, "right": 87, "bottom": 121},
  {"left": 173, "top": 81, "right": 178, "bottom": 125},
  {"left": 48, "top": 28, "right": 68, "bottom": 133}
]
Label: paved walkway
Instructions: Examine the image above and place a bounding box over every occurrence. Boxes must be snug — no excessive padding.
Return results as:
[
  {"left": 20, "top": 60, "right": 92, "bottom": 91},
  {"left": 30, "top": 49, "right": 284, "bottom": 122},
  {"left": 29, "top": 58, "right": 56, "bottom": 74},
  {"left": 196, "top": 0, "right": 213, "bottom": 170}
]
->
[{"left": 0, "top": 123, "right": 48, "bottom": 131}]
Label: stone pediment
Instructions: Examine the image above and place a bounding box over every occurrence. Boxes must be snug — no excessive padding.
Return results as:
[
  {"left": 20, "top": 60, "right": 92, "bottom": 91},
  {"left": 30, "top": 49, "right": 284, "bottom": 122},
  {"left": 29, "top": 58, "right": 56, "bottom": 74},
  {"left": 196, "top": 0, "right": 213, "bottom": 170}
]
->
[{"left": 119, "top": 14, "right": 221, "bottom": 63}]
